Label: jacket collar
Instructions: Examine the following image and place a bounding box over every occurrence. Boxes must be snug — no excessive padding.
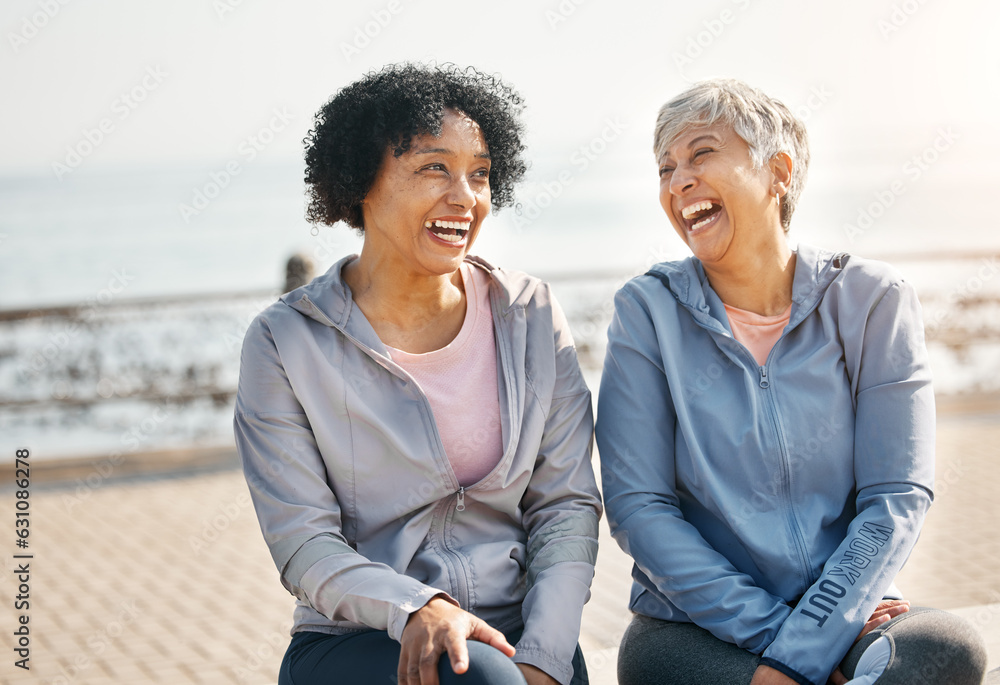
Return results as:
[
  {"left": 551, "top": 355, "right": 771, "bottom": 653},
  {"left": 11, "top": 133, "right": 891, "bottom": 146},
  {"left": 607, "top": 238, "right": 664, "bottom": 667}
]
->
[
  {"left": 647, "top": 242, "right": 848, "bottom": 332},
  {"left": 280, "top": 254, "right": 537, "bottom": 343}
]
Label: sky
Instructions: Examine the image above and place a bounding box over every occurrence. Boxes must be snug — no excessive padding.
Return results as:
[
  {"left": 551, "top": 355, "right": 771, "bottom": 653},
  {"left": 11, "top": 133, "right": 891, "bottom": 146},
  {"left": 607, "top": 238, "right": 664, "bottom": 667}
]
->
[
  {"left": 1, "top": 0, "right": 999, "bottom": 300},
  {"left": 1, "top": 0, "right": 996, "bottom": 168}
]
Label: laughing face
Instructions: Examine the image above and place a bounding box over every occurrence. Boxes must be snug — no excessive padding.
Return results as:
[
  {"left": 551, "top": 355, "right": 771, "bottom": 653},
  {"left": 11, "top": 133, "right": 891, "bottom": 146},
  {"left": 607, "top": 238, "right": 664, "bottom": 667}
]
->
[
  {"left": 657, "top": 124, "right": 786, "bottom": 267},
  {"left": 360, "top": 108, "right": 492, "bottom": 278}
]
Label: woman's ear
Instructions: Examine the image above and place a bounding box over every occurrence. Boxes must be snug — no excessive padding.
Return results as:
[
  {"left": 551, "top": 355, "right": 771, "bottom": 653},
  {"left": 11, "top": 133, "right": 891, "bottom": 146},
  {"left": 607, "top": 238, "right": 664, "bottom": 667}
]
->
[{"left": 770, "top": 151, "right": 793, "bottom": 197}]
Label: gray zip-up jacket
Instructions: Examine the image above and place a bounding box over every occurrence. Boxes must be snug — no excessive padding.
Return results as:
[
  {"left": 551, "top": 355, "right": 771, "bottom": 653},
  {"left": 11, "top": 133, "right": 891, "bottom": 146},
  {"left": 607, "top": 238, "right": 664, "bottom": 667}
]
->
[{"left": 234, "top": 255, "right": 601, "bottom": 684}]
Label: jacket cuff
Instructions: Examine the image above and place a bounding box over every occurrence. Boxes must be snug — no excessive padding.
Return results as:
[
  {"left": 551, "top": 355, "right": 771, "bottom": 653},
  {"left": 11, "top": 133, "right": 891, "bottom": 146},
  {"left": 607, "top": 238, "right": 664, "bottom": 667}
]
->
[
  {"left": 386, "top": 588, "right": 458, "bottom": 642},
  {"left": 515, "top": 564, "right": 593, "bottom": 685},
  {"left": 512, "top": 647, "right": 573, "bottom": 685},
  {"left": 296, "top": 558, "right": 451, "bottom": 641},
  {"left": 758, "top": 657, "right": 815, "bottom": 685}
]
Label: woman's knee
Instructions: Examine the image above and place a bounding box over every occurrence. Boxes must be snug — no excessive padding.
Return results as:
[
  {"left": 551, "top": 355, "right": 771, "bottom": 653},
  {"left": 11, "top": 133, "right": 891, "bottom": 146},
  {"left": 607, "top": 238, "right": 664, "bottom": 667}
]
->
[
  {"left": 438, "top": 641, "right": 526, "bottom": 685},
  {"left": 617, "top": 614, "right": 757, "bottom": 685},
  {"left": 877, "top": 607, "right": 988, "bottom": 685}
]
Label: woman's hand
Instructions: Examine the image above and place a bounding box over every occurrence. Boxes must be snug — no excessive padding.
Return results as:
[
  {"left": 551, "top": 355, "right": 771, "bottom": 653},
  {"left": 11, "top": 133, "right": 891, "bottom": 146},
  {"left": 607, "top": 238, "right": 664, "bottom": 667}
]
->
[
  {"left": 398, "top": 596, "right": 515, "bottom": 685},
  {"left": 750, "top": 664, "right": 799, "bottom": 685},
  {"left": 517, "top": 663, "right": 560, "bottom": 685},
  {"left": 856, "top": 599, "right": 909, "bottom": 639},
  {"left": 829, "top": 599, "right": 911, "bottom": 684}
]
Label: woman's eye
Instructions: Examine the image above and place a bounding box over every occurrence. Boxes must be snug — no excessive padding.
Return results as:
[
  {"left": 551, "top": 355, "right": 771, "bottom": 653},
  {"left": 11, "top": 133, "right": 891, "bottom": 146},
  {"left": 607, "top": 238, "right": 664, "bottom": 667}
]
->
[
  {"left": 658, "top": 166, "right": 674, "bottom": 177},
  {"left": 693, "top": 148, "right": 712, "bottom": 159}
]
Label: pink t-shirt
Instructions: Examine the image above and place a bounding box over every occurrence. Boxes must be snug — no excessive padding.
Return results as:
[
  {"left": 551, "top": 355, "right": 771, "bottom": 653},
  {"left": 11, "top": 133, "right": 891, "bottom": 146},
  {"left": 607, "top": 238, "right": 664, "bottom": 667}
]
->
[
  {"left": 387, "top": 263, "right": 504, "bottom": 486},
  {"left": 724, "top": 303, "right": 792, "bottom": 367}
]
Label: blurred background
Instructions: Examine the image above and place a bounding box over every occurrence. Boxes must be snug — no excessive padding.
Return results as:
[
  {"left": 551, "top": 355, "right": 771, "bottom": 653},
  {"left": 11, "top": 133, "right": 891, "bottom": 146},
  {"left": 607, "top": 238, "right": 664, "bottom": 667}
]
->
[
  {"left": 2, "top": 0, "right": 999, "bottom": 459},
  {"left": 1, "top": 1, "right": 999, "bottom": 683}
]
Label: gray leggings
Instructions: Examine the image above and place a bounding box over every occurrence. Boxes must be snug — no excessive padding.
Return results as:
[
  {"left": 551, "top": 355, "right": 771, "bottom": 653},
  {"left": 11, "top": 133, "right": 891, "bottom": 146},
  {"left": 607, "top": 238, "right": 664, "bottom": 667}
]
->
[{"left": 618, "top": 608, "right": 987, "bottom": 685}]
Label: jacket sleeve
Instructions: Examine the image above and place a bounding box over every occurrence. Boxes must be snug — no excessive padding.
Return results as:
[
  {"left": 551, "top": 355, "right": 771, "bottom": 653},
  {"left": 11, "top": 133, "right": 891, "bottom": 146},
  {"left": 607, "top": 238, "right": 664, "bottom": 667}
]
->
[
  {"left": 597, "top": 286, "right": 793, "bottom": 651},
  {"left": 761, "top": 280, "right": 935, "bottom": 685},
  {"left": 511, "top": 291, "right": 603, "bottom": 685},
  {"left": 233, "top": 315, "right": 450, "bottom": 641}
]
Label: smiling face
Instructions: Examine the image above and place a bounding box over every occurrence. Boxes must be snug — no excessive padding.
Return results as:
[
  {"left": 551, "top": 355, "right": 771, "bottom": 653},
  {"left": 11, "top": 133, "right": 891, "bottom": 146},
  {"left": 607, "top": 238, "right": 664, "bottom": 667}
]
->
[
  {"left": 360, "top": 108, "right": 492, "bottom": 279},
  {"left": 657, "top": 124, "right": 787, "bottom": 268}
]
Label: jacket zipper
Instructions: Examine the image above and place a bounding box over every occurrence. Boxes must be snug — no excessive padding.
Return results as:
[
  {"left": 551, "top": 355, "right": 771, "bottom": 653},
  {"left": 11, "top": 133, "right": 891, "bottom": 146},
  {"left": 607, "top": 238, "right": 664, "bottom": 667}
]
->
[
  {"left": 757, "top": 361, "right": 812, "bottom": 587},
  {"left": 710, "top": 306, "right": 814, "bottom": 587},
  {"left": 456, "top": 487, "right": 465, "bottom": 512},
  {"left": 431, "top": 498, "right": 472, "bottom": 608}
]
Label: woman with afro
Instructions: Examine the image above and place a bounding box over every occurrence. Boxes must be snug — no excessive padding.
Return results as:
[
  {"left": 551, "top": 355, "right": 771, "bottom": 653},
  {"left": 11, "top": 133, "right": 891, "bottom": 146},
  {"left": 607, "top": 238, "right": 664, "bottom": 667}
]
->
[{"left": 234, "top": 63, "right": 601, "bottom": 685}]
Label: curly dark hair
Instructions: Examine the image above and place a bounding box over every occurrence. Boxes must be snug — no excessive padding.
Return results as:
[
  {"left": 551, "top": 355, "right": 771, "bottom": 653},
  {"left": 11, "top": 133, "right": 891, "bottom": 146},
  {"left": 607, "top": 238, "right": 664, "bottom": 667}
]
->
[{"left": 304, "top": 63, "right": 527, "bottom": 232}]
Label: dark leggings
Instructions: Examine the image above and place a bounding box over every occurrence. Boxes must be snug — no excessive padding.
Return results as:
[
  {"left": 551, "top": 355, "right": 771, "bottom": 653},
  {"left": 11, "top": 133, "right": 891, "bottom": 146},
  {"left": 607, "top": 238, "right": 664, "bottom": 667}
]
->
[
  {"left": 617, "top": 607, "right": 987, "bottom": 685},
  {"left": 279, "top": 627, "right": 588, "bottom": 685}
]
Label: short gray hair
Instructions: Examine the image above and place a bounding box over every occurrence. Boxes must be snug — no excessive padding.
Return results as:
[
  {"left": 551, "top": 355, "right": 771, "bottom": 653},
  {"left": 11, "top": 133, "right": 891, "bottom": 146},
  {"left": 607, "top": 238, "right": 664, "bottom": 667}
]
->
[{"left": 653, "top": 79, "right": 809, "bottom": 231}]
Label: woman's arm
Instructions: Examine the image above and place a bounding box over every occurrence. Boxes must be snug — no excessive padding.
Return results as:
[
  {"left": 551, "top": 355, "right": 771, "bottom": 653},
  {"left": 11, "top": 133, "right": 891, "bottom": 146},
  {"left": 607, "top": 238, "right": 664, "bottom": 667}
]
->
[
  {"left": 512, "top": 291, "right": 602, "bottom": 685},
  {"left": 234, "top": 314, "right": 450, "bottom": 641},
  {"left": 760, "top": 280, "right": 935, "bottom": 685},
  {"left": 596, "top": 286, "right": 792, "bottom": 653}
]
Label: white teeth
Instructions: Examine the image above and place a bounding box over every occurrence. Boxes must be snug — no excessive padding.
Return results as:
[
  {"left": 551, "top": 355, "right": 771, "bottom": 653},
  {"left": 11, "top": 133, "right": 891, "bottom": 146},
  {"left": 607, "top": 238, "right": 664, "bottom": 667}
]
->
[
  {"left": 691, "top": 214, "right": 717, "bottom": 231},
  {"left": 425, "top": 219, "right": 471, "bottom": 233},
  {"left": 436, "top": 232, "right": 463, "bottom": 243},
  {"left": 681, "top": 201, "right": 716, "bottom": 219}
]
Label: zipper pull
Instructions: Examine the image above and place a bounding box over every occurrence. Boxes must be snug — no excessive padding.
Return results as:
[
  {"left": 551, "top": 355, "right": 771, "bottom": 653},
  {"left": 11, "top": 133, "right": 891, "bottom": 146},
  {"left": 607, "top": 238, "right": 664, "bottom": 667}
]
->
[
  {"left": 456, "top": 487, "right": 466, "bottom": 512},
  {"left": 759, "top": 366, "right": 769, "bottom": 389}
]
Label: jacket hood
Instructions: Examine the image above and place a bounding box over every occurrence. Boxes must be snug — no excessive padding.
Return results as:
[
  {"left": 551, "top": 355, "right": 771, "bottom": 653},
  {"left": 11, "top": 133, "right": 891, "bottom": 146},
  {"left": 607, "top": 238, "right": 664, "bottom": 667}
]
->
[
  {"left": 278, "top": 254, "right": 541, "bottom": 347},
  {"left": 645, "top": 243, "right": 850, "bottom": 333}
]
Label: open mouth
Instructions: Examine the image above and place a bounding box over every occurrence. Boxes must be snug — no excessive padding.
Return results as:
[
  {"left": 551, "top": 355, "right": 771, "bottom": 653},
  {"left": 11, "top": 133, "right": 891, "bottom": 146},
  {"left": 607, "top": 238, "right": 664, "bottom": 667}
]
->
[
  {"left": 680, "top": 201, "right": 723, "bottom": 231},
  {"left": 424, "top": 219, "right": 471, "bottom": 244}
]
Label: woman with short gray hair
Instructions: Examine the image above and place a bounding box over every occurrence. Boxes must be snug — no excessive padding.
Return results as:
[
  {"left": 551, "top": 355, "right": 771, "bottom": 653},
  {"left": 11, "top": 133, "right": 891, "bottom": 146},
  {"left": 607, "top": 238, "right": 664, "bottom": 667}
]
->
[{"left": 596, "top": 79, "right": 987, "bottom": 684}]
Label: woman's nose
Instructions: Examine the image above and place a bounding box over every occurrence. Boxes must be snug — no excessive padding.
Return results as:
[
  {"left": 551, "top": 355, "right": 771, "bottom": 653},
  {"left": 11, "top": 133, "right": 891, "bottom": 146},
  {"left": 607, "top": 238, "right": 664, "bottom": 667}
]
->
[
  {"left": 669, "top": 163, "right": 696, "bottom": 196},
  {"left": 447, "top": 175, "right": 476, "bottom": 208}
]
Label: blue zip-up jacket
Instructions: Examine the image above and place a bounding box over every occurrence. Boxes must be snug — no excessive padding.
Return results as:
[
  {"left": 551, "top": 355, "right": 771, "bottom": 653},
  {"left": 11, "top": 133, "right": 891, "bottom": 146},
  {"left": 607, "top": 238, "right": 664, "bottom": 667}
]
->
[{"left": 595, "top": 244, "right": 935, "bottom": 685}]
